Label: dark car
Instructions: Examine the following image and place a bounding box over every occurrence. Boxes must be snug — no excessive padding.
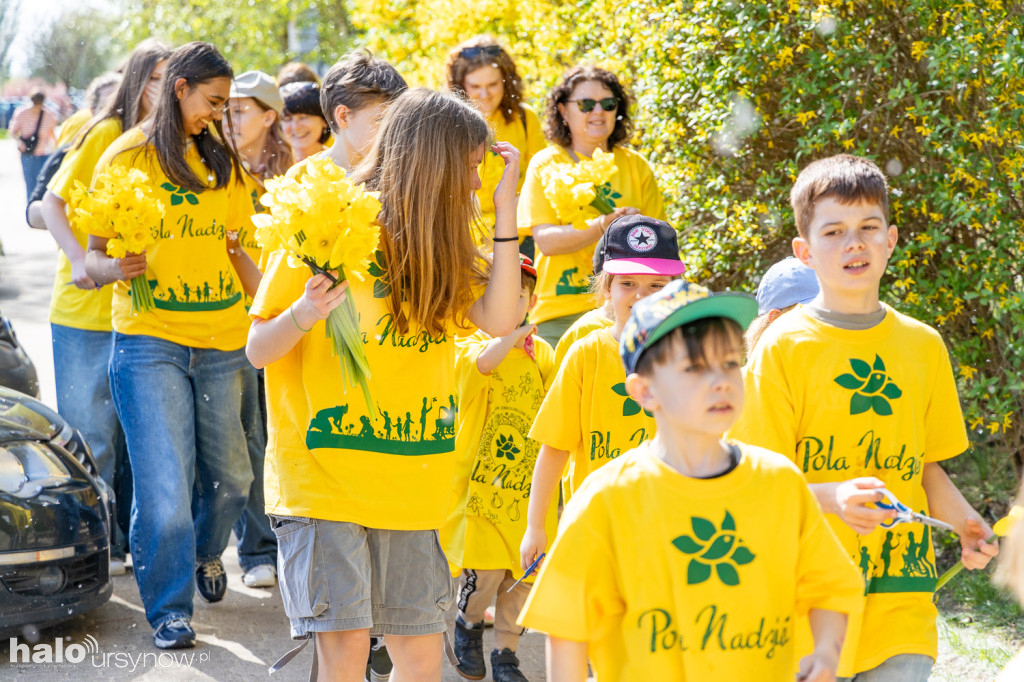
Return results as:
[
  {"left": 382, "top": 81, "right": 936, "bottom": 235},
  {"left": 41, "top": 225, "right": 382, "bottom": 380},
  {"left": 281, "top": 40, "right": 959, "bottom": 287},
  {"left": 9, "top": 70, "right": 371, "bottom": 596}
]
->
[{"left": 0, "top": 386, "right": 114, "bottom": 635}]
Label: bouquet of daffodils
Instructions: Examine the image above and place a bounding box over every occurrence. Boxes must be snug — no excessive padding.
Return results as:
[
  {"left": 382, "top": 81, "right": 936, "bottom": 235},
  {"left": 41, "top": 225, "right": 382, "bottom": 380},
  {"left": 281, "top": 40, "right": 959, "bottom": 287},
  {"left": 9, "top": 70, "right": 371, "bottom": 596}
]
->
[
  {"left": 539, "top": 148, "right": 618, "bottom": 230},
  {"left": 69, "top": 166, "right": 165, "bottom": 314},
  {"left": 252, "top": 157, "right": 382, "bottom": 416}
]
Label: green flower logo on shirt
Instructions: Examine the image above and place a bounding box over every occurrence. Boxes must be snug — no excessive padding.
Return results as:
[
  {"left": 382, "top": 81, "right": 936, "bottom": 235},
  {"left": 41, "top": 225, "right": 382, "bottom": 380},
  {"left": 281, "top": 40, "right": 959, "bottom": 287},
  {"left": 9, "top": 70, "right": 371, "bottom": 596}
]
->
[
  {"left": 834, "top": 354, "right": 902, "bottom": 416},
  {"left": 611, "top": 383, "right": 652, "bottom": 418},
  {"left": 495, "top": 433, "right": 520, "bottom": 461},
  {"left": 672, "top": 511, "right": 755, "bottom": 586},
  {"left": 160, "top": 182, "right": 200, "bottom": 206},
  {"left": 367, "top": 250, "right": 391, "bottom": 299}
]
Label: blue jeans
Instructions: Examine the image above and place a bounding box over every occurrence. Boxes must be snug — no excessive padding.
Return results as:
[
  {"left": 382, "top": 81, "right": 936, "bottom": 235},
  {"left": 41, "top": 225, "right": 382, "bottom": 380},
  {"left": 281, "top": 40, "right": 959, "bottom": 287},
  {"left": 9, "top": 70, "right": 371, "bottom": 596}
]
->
[
  {"left": 51, "top": 324, "right": 131, "bottom": 559},
  {"left": 21, "top": 153, "right": 46, "bottom": 202},
  {"left": 233, "top": 367, "right": 277, "bottom": 571},
  {"left": 109, "top": 333, "right": 253, "bottom": 628},
  {"left": 839, "top": 654, "right": 933, "bottom": 682}
]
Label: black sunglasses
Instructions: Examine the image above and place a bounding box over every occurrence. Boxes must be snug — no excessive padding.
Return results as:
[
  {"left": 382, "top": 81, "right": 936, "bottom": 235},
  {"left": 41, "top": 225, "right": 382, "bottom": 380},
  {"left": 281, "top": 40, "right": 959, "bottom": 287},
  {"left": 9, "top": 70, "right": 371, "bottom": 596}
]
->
[
  {"left": 569, "top": 97, "right": 620, "bottom": 113},
  {"left": 460, "top": 45, "right": 503, "bottom": 60}
]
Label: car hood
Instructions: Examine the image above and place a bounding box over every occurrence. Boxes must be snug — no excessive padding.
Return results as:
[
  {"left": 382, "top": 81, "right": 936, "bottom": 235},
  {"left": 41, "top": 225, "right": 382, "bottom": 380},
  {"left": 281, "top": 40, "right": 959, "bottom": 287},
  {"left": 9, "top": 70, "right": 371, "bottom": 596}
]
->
[{"left": 0, "top": 386, "right": 59, "bottom": 442}]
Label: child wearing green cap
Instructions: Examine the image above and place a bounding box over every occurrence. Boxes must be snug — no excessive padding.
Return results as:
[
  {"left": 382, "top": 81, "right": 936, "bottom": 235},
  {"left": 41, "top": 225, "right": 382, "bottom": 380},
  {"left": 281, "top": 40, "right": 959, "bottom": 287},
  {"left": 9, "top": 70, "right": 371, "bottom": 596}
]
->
[{"left": 517, "top": 280, "right": 862, "bottom": 682}]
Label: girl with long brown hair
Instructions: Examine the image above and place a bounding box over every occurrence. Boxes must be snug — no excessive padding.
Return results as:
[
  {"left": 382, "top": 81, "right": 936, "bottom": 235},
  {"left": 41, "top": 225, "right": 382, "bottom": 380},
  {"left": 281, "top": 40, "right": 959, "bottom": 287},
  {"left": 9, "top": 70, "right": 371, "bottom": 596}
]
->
[
  {"left": 84, "top": 41, "right": 256, "bottom": 651},
  {"left": 247, "top": 88, "right": 522, "bottom": 681}
]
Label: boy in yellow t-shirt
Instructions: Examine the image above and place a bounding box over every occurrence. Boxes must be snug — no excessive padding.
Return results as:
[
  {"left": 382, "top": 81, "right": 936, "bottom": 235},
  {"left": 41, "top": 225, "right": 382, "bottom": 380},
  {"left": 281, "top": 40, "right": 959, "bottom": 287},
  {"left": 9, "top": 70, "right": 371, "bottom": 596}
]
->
[
  {"left": 445, "top": 256, "right": 557, "bottom": 682},
  {"left": 729, "top": 154, "right": 998, "bottom": 681},
  {"left": 519, "top": 280, "right": 863, "bottom": 681}
]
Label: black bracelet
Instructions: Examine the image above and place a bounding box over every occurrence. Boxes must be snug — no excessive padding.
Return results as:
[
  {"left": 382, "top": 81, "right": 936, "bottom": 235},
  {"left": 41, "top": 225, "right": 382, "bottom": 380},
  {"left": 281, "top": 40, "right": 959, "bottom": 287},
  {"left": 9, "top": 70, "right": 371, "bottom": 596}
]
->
[{"left": 492, "top": 236, "right": 518, "bottom": 242}]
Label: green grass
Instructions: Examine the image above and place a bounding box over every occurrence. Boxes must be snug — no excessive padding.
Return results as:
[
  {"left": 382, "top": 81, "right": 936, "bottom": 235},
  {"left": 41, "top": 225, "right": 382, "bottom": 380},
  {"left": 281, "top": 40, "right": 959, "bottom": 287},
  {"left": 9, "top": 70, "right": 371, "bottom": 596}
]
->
[{"left": 930, "top": 444, "right": 1023, "bottom": 678}]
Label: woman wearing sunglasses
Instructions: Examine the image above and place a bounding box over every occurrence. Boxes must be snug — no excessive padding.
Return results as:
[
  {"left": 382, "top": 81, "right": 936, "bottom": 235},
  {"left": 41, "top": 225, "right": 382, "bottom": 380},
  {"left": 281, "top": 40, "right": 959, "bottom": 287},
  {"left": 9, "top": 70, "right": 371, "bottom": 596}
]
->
[
  {"left": 517, "top": 65, "right": 666, "bottom": 347},
  {"left": 446, "top": 36, "right": 546, "bottom": 251}
]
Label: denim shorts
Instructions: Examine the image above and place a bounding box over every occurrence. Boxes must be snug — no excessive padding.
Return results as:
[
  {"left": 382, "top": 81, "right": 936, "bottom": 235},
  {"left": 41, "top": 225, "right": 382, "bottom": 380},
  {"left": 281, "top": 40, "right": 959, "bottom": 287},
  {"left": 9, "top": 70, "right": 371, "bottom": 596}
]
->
[{"left": 271, "top": 516, "right": 454, "bottom": 639}]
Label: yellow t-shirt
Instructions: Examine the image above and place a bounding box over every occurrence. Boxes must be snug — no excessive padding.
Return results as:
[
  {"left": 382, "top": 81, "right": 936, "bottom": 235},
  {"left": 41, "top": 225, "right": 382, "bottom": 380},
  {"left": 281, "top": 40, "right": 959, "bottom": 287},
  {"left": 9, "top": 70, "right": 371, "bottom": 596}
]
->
[
  {"left": 529, "top": 327, "right": 655, "bottom": 503},
  {"left": 251, "top": 249, "right": 467, "bottom": 530},
  {"left": 517, "top": 146, "right": 665, "bottom": 324},
  {"left": 553, "top": 305, "right": 613, "bottom": 370},
  {"left": 475, "top": 105, "right": 546, "bottom": 232},
  {"left": 89, "top": 127, "right": 254, "bottom": 350},
  {"left": 442, "top": 330, "right": 558, "bottom": 575},
  {"left": 55, "top": 108, "right": 93, "bottom": 147},
  {"left": 518, "top": 442, "right": 863, "bottom": 681},
  {"left": 727, "top": 304, "right": 969, "bottom": 676},
  {"left": 47, "top": 118, "right": 123, "bottom": 331}
]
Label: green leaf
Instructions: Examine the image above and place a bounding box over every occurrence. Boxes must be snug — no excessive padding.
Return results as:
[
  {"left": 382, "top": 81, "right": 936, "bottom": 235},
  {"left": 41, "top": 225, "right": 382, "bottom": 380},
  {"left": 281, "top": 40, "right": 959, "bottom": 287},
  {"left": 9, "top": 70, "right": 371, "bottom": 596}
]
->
[
  {"left": 731, "top": 545, "right": 755, "bottom": 565},
  {"left": 687, "top": 559, "right": 711, "bottom": 585},
  {"left": 850, "top": 358, "right": 871, "bottom": 379},
  {"left": 872, "top": 396, "right": 893, "bottom": 416},
  {"left": 702, "top": 534, "right": 735, "bottom": 560},
  {"left": 835, "top": 373, "right": 864, "bottom": 389},
  {"left": 872, "top": 355, "right": 886, "bottom": 372},
  {"left": 881, "top": 382, "right": 903, "bottom": 400},
  {"left": 373, "top": 279, "right": 391, "bottom": 299},
  {"left": 622, "top": 399, "right": 641, "bottom": 417},
  {"left": 160, "top": 182, "right": 177, "bottom": 192},
  {"left": 368, "top": 262, "right": 384, "bottom": 277},
  {"left": 671, "top": 534, "right": 703, "bottom": 554},
  {"left": 611, "top": 382, "right": 628, "bottom": 397},
  {"left": 170, "top": 194, "right": 183, "bottom": 206},
  {"left": 850, "top": 393, "right": 872, "bottom": 415},
  {"left": 864, "top": 373, "right": 886, "bottom": 394},
  {"left": 184, "top": 193, "right": 199, "bottom": 205},
  {"left": 716, "top": 562, "right": 740, "bottom": 586},
  {"left": 691, "top": 516, "right": 716, "bottom": 542},
  {"left": 721, "top": 511, "right": 735, "bottom": 532}
]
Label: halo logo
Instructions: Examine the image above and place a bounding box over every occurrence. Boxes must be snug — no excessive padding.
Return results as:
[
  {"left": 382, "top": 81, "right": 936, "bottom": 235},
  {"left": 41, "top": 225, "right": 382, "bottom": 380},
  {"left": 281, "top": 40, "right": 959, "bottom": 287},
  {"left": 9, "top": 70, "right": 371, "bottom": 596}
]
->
[
  {"left": 9, "top": 634, "right": 99, "bottom": 663},
  {"left": 627, "top": 225, "right": 657, "bottom": 253}
]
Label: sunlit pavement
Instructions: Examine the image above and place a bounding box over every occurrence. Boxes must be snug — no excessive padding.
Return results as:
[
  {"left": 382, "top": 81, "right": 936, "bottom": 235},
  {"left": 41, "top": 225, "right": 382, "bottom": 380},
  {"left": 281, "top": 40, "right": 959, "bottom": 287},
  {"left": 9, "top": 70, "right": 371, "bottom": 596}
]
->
[{"left": 0, "top": 138, "right": 546, "bottom": 680}]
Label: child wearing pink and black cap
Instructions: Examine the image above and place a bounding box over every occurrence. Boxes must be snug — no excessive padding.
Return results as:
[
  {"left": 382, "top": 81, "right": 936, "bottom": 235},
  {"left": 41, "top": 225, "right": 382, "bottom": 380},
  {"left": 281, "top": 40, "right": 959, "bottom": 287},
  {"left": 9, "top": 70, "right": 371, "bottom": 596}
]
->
[{"left": 519, "top": 214, "right": 686, "bottom": 573}]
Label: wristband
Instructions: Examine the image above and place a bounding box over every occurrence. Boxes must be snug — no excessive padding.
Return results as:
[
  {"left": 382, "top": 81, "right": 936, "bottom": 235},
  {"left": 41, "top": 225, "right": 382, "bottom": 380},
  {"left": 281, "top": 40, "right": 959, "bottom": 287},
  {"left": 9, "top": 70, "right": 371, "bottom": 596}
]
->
[
  {"left": 492, "top": 236, "right": 518, "bottom": 243},
  {"left": 289, "top": 305, "right": 312, "bottom": 333}
]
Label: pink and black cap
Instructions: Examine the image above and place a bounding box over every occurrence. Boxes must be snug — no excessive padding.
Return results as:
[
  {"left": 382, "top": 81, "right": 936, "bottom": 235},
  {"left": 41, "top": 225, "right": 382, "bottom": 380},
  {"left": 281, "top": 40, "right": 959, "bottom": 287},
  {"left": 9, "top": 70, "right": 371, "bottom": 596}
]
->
[{"left": 592, "top": 214, "right": 686, "bottom": 276}]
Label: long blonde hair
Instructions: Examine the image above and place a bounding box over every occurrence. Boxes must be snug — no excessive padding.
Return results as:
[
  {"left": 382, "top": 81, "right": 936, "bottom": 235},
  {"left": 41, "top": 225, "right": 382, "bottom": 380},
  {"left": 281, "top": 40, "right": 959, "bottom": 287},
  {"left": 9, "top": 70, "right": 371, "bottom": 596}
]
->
[{"left": 353, "top": 88, "right": 489, "bottom": 337}]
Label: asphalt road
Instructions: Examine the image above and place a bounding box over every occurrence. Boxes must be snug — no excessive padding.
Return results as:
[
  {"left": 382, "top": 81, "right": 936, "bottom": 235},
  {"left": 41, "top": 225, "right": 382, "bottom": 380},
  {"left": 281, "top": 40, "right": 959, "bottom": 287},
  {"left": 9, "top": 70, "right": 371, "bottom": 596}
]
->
[{"left": 0, "top": 137, "right": 547, "bottom": 681}]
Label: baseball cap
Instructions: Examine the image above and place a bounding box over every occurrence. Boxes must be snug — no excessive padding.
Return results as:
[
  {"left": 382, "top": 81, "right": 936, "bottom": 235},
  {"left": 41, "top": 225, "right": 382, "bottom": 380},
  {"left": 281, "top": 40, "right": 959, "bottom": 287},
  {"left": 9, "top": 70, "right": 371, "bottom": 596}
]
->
[
  {"left": 230, "top": 71, "right": 284, "bottom": 114},
  {"left": 592, "top": 215, "right": 686, "bottom": 276},
  {"left": 620, "top": 280, "right": 757, "bottom": 374},
  {"left": 755, "top": 257, "right": 819, "bottom": 315}
]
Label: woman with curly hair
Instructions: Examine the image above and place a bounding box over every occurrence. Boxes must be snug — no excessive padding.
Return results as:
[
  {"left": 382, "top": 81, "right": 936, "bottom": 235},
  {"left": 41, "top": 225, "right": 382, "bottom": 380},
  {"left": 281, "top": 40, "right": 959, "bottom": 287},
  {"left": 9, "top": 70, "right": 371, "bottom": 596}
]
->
[
  {"left": 517, "top": 65, "right": 666, "bottom": 346},
  {"left": 446, "top": 36, "right": 545, "bottom": 250}
]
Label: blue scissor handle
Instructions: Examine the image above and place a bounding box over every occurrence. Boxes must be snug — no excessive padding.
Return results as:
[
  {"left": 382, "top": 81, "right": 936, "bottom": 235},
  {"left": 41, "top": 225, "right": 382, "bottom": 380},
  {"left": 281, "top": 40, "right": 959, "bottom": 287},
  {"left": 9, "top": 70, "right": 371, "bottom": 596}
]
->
[{"left": 875, "top": 489, "right": 907, "bottom": 528}]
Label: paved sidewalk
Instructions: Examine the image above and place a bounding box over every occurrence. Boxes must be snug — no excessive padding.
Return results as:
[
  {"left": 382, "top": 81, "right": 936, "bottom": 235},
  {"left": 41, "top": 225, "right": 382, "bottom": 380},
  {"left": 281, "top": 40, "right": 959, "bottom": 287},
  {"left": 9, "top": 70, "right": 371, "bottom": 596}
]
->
[{"left": 0, "top": 137, "right": 546, "bottom": 680}]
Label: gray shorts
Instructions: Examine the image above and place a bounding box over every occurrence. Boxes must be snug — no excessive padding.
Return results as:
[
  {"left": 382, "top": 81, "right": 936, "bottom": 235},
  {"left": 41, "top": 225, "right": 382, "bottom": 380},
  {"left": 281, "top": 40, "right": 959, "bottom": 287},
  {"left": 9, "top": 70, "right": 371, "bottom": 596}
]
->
[{"left": 271, "top": 516, "right": 454, "bottom": 638}]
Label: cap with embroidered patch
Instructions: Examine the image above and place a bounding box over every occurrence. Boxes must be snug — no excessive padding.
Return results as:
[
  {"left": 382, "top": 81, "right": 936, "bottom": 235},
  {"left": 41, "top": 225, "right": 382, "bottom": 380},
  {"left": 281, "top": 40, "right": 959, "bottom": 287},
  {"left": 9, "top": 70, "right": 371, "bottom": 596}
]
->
[
  {"left": 620, "top": 280, "right": 757, "bottom": 374},
  {"left": 592, "top": 214, "right": 686, "bottom": 276}
]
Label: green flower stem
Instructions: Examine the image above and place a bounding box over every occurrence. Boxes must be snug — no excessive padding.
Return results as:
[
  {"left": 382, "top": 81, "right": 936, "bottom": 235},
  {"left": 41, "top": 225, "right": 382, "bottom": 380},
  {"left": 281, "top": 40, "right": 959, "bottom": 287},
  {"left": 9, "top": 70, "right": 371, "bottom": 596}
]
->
[
  {"left": 129, "top": 275, "right": 155, "bottom": 314},
  {"left": 590, "top": 194, "right": 615, "bottom": 215},
  {"left": 314, "top": 262, "right": 375, "bottom": 421},
  {"left": 934, "top": 531, "right": 998, "bottom": 593}
]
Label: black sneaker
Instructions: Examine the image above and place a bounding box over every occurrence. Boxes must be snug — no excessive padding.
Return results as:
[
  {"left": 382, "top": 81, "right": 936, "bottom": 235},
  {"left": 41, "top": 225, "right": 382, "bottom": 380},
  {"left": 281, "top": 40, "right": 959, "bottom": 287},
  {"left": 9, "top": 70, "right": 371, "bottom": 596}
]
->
[
  {"left": 491, "top": 648, "right": 529, "bottom": 682},
  {"left": 154, "top": 618, "right": 196, "bottom": 649},
  {"left": 195, "top": 559, "right": 227, "bottom": 603},
  {"left": 453, "top": 615, "right": 486, "bottom": 680}
]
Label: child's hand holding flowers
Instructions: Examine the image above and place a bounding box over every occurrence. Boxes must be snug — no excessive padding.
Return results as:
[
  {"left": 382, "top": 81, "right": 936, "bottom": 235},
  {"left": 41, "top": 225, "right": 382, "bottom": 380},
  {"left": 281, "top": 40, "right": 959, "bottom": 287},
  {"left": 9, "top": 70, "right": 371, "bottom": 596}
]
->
[
  {"left": 69, "top": 166, "right": 165, "bottom": 313},
  {"left": 252, "top": 157, "right": 382, "bottom": 416}
]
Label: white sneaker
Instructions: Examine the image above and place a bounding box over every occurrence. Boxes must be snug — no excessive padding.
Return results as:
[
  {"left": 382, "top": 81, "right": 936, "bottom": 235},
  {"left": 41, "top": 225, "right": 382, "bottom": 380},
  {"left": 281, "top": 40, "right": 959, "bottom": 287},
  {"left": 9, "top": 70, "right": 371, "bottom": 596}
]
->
[
  {"left": 110, "top": 558, "right": 127, "bottom": 576},
  {"left": 242, "top": 564, "right": 277, "bottom": 588}
]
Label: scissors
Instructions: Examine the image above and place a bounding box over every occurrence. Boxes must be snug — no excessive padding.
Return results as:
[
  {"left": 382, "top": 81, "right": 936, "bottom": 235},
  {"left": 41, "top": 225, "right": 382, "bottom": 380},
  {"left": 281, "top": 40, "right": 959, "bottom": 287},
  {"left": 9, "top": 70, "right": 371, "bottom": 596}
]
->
[
  {"left": 506, "top": 553, "right": 545, "bottom": 593},
  {"left": 875, "top": 489, "right": 953, "bottom": 532}
]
